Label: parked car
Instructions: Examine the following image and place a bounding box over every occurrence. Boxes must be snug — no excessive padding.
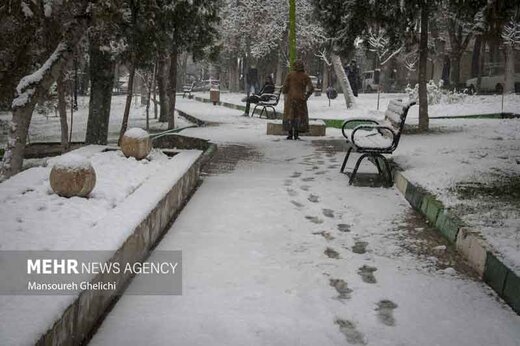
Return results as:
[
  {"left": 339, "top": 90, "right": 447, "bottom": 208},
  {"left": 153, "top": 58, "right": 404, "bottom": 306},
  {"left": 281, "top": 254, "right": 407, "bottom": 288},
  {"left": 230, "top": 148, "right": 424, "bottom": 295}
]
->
[
  {"left": 465, "top": 73, "right": 520, "bottom": 94},
  {"left": 309, "top": 75, "right": 320, "bottom": 89},
  {"left": 361, "top": 70, "right": 380, "bottom": 92}
]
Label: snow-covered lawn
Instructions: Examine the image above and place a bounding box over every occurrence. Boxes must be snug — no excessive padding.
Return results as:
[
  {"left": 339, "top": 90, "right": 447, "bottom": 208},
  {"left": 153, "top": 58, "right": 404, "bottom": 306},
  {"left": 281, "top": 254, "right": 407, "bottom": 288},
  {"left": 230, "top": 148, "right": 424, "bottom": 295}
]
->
[
  {"left": 195, "top": 91, "right": 520, "bottom": 121},
  {"left": 90, "top": 99, "right": 520, "bottom": 345},
  {"left": 0, "top": 95, "right": 192, "bottom": 147},
  {"left": 392, "top": 118, "right": 520, "bottom": 273}
]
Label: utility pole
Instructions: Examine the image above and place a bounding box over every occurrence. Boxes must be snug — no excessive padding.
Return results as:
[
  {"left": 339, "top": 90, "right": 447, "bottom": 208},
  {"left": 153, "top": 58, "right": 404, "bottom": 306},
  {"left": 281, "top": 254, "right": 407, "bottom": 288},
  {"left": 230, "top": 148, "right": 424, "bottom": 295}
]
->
[{"left": 288, "top": 0, "right": 296, "bottom": 69}]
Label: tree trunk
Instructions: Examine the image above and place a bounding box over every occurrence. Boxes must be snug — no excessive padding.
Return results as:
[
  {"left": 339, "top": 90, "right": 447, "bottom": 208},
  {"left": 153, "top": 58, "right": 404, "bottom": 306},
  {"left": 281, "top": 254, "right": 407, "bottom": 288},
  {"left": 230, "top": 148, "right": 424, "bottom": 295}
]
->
[
  {"left": 504, "top": 45, "right": 515, "bottom": 94},
  {"left": 418, "top": 3, "right": 429, "bottom": 132},
  {"left": 167, "top": 51, "right": 178, "bottom": 130},
  {"left": 322, "top": 60, "right": 329, "bottom": 89},
  {"left": 0, "top": 13, "right": 88, "bottom": 179},
  {"left": 119, "top": 62, "right": 135, "bottom": 144},
  {"left": 85, "top": 36, "right": 115, "bottom": 145},
  {"left": 157, "top": 54, "right": 169, "bottom": 122},
  {"left": 57, "top": 71, "right": 69, "bottom": 151},
  {"left": 331, "top": 53, "right": 356, "bottom": 109},
  {"left": 276, "top": 52, "right": 285, "bottom": 85},
  {"left": 450, "top": 53, "right": 462, "bottom": 87},
  {"left": 471, "top": 35, "right": 482, "bottom": 78},
  {"left": 152, "top": 62, "right": 158, "bottom": 119},
  {"left": 477, "top": 39, "right": 486, "bottom": 92}
]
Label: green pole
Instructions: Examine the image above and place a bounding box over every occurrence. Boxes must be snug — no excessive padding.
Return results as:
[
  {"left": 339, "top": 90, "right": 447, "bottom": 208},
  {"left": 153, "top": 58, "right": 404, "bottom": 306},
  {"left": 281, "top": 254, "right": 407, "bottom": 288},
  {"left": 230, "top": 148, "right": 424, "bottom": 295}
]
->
[{"left": 288, "top": 0, "right": 296, "bottom": 69}]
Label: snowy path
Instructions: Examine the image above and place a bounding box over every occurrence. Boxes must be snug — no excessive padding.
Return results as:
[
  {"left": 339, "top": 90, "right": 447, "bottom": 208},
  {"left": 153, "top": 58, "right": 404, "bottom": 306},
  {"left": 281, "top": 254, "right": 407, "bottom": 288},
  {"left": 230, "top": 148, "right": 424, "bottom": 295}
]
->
[{"left": 89, "top": 100, "right": 520, "bottom": 346}]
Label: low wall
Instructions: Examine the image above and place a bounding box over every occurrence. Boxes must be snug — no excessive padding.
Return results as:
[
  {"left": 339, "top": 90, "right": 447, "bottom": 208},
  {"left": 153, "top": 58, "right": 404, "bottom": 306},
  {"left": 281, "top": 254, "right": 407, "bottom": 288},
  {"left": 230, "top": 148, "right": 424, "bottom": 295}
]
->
[{"left": 35, "top": 137, "right": 216, "bottom": 345}]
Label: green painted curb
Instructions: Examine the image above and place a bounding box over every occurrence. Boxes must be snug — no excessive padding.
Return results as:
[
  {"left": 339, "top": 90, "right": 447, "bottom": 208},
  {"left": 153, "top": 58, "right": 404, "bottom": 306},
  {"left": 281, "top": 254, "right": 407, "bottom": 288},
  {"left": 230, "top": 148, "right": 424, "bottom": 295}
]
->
[
  {"left": 483, "top": 253, "right": 509, "bottom": 295},
  {"left": 434, "top": 210, "right": 462, "bottom": 243},
  {"left": 420, "top": 195, "right": 443, "bottom": 225},
  {"left": 503, "top": 270, "right": 520, "bottom": 314},
  {"left": 404, "top": 183, "right": 426, "bottom": 210}
]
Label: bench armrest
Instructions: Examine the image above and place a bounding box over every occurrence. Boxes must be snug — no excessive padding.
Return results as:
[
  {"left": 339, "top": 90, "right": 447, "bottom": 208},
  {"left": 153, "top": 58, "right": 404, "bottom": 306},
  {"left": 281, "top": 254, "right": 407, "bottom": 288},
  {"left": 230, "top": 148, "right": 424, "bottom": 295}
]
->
[
  {"left": 351, "top": 125, "right": 395, "bottom": 150},
  {"left": 341, "top": 118, "right": 380, "bottom": 139}
]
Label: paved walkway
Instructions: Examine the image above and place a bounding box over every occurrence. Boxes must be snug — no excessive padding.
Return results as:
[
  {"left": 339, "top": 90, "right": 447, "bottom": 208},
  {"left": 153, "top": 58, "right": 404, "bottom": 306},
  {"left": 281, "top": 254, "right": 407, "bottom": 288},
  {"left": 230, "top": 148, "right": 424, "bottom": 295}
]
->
[{"left": 89, "top": 99, "right": 520, "bottom": 346}]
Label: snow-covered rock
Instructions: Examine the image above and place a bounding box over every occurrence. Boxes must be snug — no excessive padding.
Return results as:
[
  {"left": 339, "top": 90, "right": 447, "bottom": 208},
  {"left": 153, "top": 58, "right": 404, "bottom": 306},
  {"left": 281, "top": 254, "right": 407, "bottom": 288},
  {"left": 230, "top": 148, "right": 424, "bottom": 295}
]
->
[
  {"left": 121, "top": 128, "right": 152, "bottom": 160},
  {"left": 50, "top": 154, "right": 96, "bottom": 198}
]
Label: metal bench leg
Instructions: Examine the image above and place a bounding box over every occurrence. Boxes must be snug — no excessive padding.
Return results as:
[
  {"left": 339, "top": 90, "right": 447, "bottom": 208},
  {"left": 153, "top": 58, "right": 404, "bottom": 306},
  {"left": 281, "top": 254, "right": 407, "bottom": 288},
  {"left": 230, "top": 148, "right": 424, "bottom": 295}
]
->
[
  {"left": 349, "top": 153, "right": 369, "bottom": 185},
  {"left": 260, "top": 107, "right": 265, "bottom": 118},
  {"left": 268, "top": 106, "right": 275, "bottom": 119},
  {"left": 373, "top": 156, "right": 383, "bottom": 175},
  {"left": 252, "top": 104, "right": 258, "bottom": 117},
  {"left": 340, "top": 147, "right": 353, "bottom": 173},
  {"left": 378, "top": 155, "right": 393, "bottom": 186}
]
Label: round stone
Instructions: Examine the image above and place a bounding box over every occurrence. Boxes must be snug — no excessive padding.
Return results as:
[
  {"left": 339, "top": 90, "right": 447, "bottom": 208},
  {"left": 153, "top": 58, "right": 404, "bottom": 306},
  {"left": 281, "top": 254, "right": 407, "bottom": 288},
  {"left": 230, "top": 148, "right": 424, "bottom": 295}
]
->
[
  {"left": 120, "top": 128, "right": 152, "bottom": 160},
  {"left": 50, "top": 154, "right": 96, "bottom": 198}
]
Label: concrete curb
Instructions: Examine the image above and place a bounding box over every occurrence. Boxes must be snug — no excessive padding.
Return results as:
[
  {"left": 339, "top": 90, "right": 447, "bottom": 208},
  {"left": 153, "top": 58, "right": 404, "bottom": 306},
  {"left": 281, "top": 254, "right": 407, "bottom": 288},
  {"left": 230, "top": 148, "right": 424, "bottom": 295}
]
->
[
  {"left": 393, "top": 169, "right": 520, "bottom": 315},
  {"left": 36, "top": 142, "right": 217, "bottom": 345}
]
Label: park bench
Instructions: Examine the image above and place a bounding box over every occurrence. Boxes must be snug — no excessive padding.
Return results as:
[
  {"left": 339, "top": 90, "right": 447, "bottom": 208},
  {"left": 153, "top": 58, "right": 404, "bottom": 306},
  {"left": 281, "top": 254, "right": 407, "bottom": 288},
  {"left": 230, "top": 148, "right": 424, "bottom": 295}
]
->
[
  {"left": 340, "top": 99, "right": 416, "bottom": 185},
  {"left": 252, "top": 85, "right": 283, "bottom": 119},
  {"left": 182, "top": 81, "right": 195, "bottom": 98}
]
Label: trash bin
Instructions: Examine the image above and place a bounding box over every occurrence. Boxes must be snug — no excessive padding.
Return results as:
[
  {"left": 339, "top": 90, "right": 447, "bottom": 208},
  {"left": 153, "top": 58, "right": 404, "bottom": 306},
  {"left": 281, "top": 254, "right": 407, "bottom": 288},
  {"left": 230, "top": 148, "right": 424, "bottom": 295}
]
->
[{"left": 210, "top": 87, "right": 220, "bottom": 105}]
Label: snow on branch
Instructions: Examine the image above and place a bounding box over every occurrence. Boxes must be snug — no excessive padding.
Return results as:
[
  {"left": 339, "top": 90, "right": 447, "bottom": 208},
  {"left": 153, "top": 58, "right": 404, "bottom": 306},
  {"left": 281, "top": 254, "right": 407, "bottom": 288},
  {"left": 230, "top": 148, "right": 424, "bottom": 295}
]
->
[
  {"left": 12, "top": 43, "right": 68, "bottom": 109},
  {"left": 502, "top": 19, "right": 520, "bottom": 47},
  {"left": 367, "top": 31, "right": 402, "bottom": 66},
  {"left": 315, "top": 49, "right": 331, "bottom": 66},
  {"left": 401, "top": 50, "right": 419, "bottom": 72}
]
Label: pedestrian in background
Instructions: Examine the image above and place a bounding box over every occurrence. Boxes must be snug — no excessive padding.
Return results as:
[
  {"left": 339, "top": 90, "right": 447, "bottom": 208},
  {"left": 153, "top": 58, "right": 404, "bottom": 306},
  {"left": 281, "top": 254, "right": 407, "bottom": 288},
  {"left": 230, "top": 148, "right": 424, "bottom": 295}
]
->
[
  {"left": 242, "top": 76, "right": 275, "bottom": 116},
  {"left": 345, "top": 59, "right": 360, "bottom": 97},
  {"left": 282, "top": 60, "right": 314, "bottom": 140}
]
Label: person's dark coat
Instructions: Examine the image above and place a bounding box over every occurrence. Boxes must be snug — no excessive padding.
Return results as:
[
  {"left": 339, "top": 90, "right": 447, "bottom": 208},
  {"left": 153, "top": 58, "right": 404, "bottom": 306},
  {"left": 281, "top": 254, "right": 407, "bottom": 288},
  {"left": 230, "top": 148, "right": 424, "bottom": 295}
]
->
[
  {"left": 345, "top": 63, "right": 359, "bottom": 96},
  {"left": 282, "top": 62, "right": 314, "bottom": 132}
]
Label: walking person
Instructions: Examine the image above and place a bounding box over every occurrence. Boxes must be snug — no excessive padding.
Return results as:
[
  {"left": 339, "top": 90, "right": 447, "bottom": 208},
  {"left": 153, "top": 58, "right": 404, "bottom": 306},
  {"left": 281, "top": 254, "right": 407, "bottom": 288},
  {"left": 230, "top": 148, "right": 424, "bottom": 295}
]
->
[
  {"left": 282, "top": 60, "right": 314, "bottom": 140},
  {"left": 242, "top": 76, "right": 275, "bottom": 117},
  {"left": 345, "top": 59, "right": 360, "bottom": 97}
]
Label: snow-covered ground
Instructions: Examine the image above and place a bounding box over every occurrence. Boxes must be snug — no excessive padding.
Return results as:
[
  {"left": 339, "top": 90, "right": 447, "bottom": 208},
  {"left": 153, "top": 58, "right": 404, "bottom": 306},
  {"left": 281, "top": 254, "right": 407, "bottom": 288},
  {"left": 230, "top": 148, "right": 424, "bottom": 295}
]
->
[
  {"left": 0, "top": 145, "right": 202, "bottom": 345},
  {"left": 196, "top": 91, "right": 520, "bottom": 121},
  {"left": 89, "top": 99, "right": 520, "bottom": 346},
  {"left": 1, "top": 94, "right": 519, "bottom": 344},
  {"left": 393, "top": 118, "right": 520, "bottom": 273},
  {"left": 185, "top": 94, "right": 520, "bottom": 275},
  {"left": 0, "top": 95, "right": 192, "bottom": 147}
]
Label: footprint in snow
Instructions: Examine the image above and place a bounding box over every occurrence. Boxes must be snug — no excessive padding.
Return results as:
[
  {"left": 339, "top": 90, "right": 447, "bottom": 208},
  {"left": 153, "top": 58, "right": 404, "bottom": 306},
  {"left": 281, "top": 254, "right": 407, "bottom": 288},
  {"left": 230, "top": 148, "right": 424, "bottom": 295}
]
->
[
  {"left": 337, "top": 224, "right": 351, "bottom": 232},
  {"left": 322, "top": 209, "right": 335, "bottom": 218},
  {"left": 357, "top": 265, "right": 377, "bottom": 284},
  {"left": 290, "top": 171, "right": 302, "bottom": 178},
  {"left": 324, "top": 247, "right": 340, "bottom": 259},
  {"left": 315, "top": 171, "right": 327, "bottom": 175},
  {"left": 300, "top": 185, "right": 311, "bottom": 191},
  {"left": 305, "top": 215, "right": 324, "bottom": 224},
  {"left": 329, "top": 278, "right": 352, "bottom": 299},
  {"left": 308, "top": 194, "right": 320, "bottom": 203},
  {"left": 301, "top": 177, "right": 315, "bottom": 182},
  {"left": 291, "top": 200, "right": 304, "bottom": 208},
  {"left": 335, "top": 319, "right": 367, "bottom": 345},
  {"left": 312, "top": 231, "right": 334, "bottom": 241},
  {"left": 328, "top": 164, "right": 339, "bottom": 169},
  {"left": 352, "top": 241, "right": 368, "bottom": 254},
  {"left": 284, "top": 179, "right": 293, "bottom": 186},
  {"left": 376, "top": 300, "right": 398, "bottom": 326},
  {"left": 286, "top": 188, "right": 298, "bottom": 197}
]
